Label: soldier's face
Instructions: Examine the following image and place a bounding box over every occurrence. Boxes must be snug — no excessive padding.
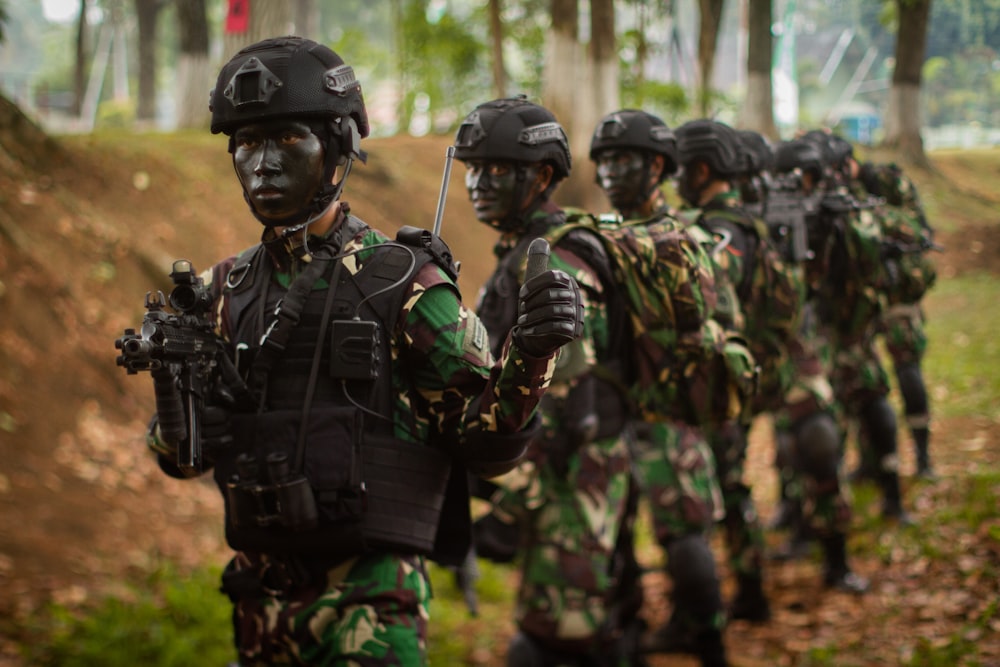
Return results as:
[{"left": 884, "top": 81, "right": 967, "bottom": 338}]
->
[
  {"left": 464, "top": 160, "right": 543, "bottom": 226},
  {"left": 595, "top": 149, "right": 646, "bottom": 210},
  {"left": 232, "top": 120, "right": 325, "bottom": 222}
]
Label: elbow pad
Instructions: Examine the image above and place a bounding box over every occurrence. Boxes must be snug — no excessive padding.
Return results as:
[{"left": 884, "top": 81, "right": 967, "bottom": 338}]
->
[{"left": 462, "top": 414, "right": 542, "bottom": 478}]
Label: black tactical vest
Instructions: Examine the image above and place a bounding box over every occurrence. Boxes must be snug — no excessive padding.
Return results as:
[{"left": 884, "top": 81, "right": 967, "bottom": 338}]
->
[{"left": 211, "top": 218, "right": 466, "bottom": 561}]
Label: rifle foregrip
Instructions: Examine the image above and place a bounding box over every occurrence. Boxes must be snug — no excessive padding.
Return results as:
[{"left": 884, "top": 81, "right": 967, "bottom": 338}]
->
[{"left": 153, "top": 374, "right": 187, "bottom": 446}]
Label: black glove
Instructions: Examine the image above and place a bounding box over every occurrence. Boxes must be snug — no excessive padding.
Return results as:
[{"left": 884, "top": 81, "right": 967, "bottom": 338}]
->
[
  {"left": 512, "top": 268, "right": 584, "bottom": 358},
  {"left": 200, "top": 405, "right": 233, "bottom": 454}
]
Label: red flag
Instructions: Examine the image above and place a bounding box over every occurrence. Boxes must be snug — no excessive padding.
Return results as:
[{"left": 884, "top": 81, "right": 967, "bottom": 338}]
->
[{"left": 225, "top": 0, "right": 249, "bottom": 34}]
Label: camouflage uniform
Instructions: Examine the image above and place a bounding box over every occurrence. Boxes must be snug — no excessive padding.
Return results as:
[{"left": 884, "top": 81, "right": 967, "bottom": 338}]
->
[
  {"left": 811, "top": 187, "right": 910, "bottom": 520},
  {"left": 477, "top": 204, "right": 635, "bottom": 657},
  {"left": 618, "top": 200, "right": 724, "bottom": 551},
  {"left": 853, "top": 162, "right": 938, "bottom": 475},
  {"left": 690, "top": 189, "right": 804, "bottom": 609},
  {"left": 146, "top": 219, "right": 560, "bottom": 666},
  {"left": 138, "top": 40, "right": 583, "bottom": 665}
]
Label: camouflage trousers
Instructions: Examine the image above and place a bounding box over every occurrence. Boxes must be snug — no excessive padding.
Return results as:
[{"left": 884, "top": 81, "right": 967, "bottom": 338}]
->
[
  {"left": 224, "top": 551, "right": 430, "bottom": 666},
  {"left": 772, "top": 331, "right": 853, "bottom": 536},
  {"left": 486, "top": 433, "right": 633, "bottom": 653},
  {"left": 631, "top": 420, "right": 723, "bottom": 544},
  {"left": 703, "top": 417, "right": 768, "bottom": 579},
  {"left": 880, "top": 302, "right": 928, "bottom": 366},
  {"left": 829, "top": 333, "right": 891, "bottom": 412}
]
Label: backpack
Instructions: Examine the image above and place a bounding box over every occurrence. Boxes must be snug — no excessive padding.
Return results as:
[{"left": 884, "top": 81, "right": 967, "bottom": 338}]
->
[
  {"left": 535, "top": 210, "right": 757, "bottom": 427},
  {"left": 876, "top": 204, "right": 938, "bottom": 305},
  {"left": 685, "top": 204, "right": 805, "bottom": 404}
]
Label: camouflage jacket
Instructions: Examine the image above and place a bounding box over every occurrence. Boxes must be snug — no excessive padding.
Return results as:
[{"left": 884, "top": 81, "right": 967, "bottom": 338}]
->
[
  {"left": 477, "top": 202, "right": 631, "bottom": 454},
  {"left": 808, "top": 187, "right": 887, "bottom": 345},
  {"left": 688, "top": 191, "right": 804, "bottom": 371}
]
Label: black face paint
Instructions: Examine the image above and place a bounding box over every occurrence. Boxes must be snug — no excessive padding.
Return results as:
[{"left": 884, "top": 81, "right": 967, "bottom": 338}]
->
[
  {"left": 464, "top": 160, "right": 541, "bottom": 231},
  {"left": 233, "top": 120, "right": 325, "bottom": 224},
  {"left": 595, "top": 148, "right": 648, "bottom": 215}
]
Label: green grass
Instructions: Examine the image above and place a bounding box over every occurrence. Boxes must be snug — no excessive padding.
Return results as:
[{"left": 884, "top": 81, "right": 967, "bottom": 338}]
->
[
  {"left": 921, "top": 272, "right": 1000, "bottom": 421},
  {"left": 19, "top": 562, "right": 235, "bottom": 667}
]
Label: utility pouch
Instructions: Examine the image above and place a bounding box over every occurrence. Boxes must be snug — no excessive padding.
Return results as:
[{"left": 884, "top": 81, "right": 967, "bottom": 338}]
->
[{"left": 217, "top": 406, "right": 367, "bottom": 555}]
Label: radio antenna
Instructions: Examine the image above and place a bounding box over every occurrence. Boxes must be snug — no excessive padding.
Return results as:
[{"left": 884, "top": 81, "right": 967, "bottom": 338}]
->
[{"left": 433, "top": 145, "right": 456, "bottom": 237}]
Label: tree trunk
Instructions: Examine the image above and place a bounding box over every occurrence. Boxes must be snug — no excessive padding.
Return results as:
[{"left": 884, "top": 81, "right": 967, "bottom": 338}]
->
[
  {"left": 884, "top": 0, "right": 931, "bottom": 165},
  {"left": 740, "top": 0, "right": 778, "bottom": 138},
  {"left": 488, "top": 0, "right": 507, "bottom": 98},
  {"left": 292, "top": 0, "right": 319, "bottom": 39},
  {"left": 697, "top": 0, "right": 725, "bottom": 116},
  {"left": 544, "top": 0, "right": 584, "bottom": 203},
  {"left": 175, "top": 0, "right": 210, "bottom": 130},
  {"left": 222, "top": 0, "right": 293, "bottom": 58},
  {"left": 134, "top": 0, "right": 162, "bottom": 124},
  {"left": 578, "top": 0, "right": 619, "bottom": 211},
  {"left": 73, "top": 0, "right": 88, "bottom": 117},
  {"left": 392, "top": 0, "right": 409, "bottom": 134}
]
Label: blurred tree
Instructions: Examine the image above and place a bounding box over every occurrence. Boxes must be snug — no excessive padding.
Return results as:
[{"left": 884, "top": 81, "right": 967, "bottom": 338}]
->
[
  {"left": 487, "top": 0, "right": 507, "bottom": 98},
  {"left": 739, "top": 0, "right": 778, "bottom": 138},
  {"left": 544, "top": 0, "right": 619, "bottom": 209},
  {"left": 221, "top": 0, "right": 292, "bottom": 57},
  {"left": 884, "top": 0, "right": 932, "bottom": 164},
  {"left": 135, "top": 0, "right": 167, "bottom": 123},
  {"left": 292, "top": 0, "right": 319, "bottom": 40},
  {"left": 175, "top": 0, "right": 209, "bottom": 129},
  {"left": 696, "top": 0, "right": 725, "bottom": 116},
  {"left": 74, "top": 0, "right": 88, "bottom": 116}
]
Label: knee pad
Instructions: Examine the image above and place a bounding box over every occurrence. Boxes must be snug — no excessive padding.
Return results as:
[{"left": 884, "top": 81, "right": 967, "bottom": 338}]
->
[
  {"left": 859, "top": 396, "right": 899, "bottom": 457},
  {"left": 895, "top": 362, "right": 929, "bottom": 416},
  {"left": 774, "top": 427, "right": 795, "bottom": 470},
  {"left": 793, "top": 411, "right": 841, "bottom": 480},
  {"left": 665, "top": 534, "right": 720, "bottom": 599}
]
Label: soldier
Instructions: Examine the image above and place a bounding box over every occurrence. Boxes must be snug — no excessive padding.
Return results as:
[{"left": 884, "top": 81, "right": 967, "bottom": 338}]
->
[
  {"left": 137, "top": 38, "right": 584, "bottom": 666},
  {"left": 743, "top": 137, "right": 870, "bottom": 592},
  {"left": 589, "top": 109, "right": 731, "bottom": 664},
  {"left": 454, "top": 96, "right": 643, "bottom": 666},
  {"left": 671, "top": 118, "right": 808, "bottom": 617},
  {"left": 847, "top": 149, "right": 938, "bottom": 478},
  {"left": 781, "top": 133, "right": 912, "bottom": 528}
]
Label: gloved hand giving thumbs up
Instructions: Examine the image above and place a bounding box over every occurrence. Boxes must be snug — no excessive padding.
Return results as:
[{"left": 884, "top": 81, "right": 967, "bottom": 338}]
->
[{"left": 512, "top": 238, "right": 584, "bottom": 358}]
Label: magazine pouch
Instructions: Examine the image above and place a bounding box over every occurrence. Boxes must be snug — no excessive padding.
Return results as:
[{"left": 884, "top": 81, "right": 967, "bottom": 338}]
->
[{"left": 217, "top": 406, "right": 366, "bottom": 556}]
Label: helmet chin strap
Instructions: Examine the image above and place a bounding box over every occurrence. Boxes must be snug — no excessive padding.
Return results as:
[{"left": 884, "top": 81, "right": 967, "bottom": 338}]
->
[{"left": 242, "top": 118, "right": 364, "bottom": 253}]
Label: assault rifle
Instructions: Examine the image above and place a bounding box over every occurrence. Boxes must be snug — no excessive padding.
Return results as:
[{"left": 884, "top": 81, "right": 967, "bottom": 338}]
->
[
  {"left": 115, "top": 259, "right": 224, "bottom": 477},
  {"left": 759, "top": 172, "right": 818, "bottom": 263}
]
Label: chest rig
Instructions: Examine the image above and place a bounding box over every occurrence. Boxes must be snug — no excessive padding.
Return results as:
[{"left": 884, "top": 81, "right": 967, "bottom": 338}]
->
[{"left": 212, "top": 218, "right": 463, "bottom": 559}]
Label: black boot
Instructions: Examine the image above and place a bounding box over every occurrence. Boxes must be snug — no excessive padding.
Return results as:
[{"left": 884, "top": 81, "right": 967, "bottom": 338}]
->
[
  {"left": 728, "top": 574, "right": 771, "bottom": 622},
  {"left": 640, "top": 616, "right": 727, "bottom": 667},
  {"left": 879, "top": 470, "right": 915, "bottom": 526},
  {"left": 913, "top": 426, "right": 935, "bottom": 479},
  {"left": 821, "top": 533, "right": 869, "bottom": 594}
]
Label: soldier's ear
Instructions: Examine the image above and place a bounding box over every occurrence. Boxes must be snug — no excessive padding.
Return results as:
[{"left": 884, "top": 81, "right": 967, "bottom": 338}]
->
[
  {"left": 533, "top": 163, "right": 554, "bottom": 195},
  {"left": 649, "top": 154, "right": 665, "bottom": 184}
]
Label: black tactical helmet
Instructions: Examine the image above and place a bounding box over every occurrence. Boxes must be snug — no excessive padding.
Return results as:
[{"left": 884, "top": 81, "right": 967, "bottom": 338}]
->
[
  {"left": 801, "top": 129, "right": 853, "bottom": 167},
  {"left": 453, "top": 97, "right": 571, "bottom": 181},
  {"left": 209, "top": 37, "right": 370, "bottom": 229},
  {"left": 737, "top": 129, "right": 774, "bottom": 175},
  {"left": 674, "top": 119, "right": 746, "bottom": 177},
  {"left": 210, "top": 36, "right": 369, "bottom": 139},
  {"left": 773, "top": 138, "right": 826, "bottom": 178},
  {"left": 588, "top": 109, "right": 679, "bottom": 177}
]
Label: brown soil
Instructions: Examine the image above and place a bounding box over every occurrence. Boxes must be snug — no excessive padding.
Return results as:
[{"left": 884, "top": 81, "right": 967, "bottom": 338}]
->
[{"left": 0, "top": 96, "right": 998, "bottom": 665}]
